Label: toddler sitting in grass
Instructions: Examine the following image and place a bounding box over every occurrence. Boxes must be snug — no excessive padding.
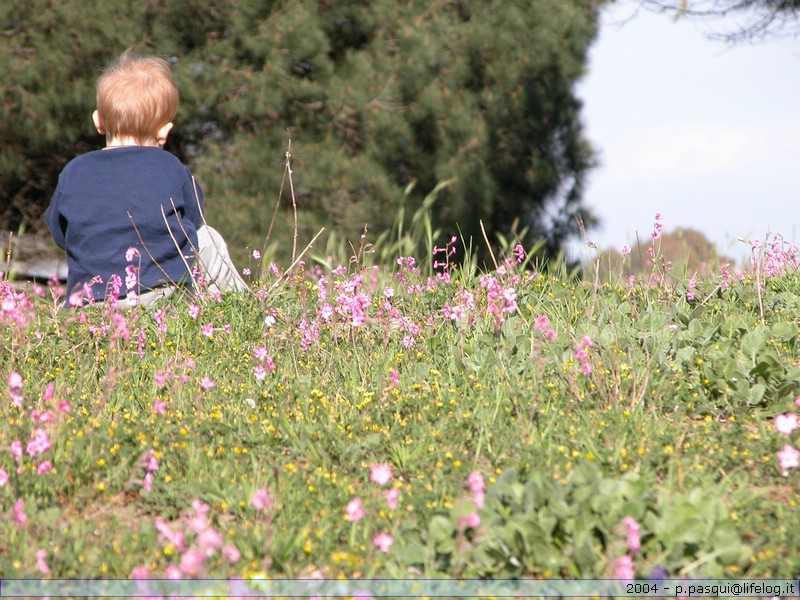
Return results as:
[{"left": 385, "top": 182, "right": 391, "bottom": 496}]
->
[{"left": 45, "top": 48, "right": 245, "bottom": 307}]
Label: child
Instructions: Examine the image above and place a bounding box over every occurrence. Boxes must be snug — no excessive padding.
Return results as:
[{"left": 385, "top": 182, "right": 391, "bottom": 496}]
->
[{"left": 45, "top": 48, "right": 245, "bottom": 307}]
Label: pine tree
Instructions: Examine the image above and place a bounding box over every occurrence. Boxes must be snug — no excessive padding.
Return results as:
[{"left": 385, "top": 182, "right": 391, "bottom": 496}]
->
[{"left": 1, "top": 0, "right": 607, "bottom": 265}]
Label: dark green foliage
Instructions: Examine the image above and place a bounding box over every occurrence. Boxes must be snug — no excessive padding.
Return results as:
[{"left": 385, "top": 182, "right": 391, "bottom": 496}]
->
[{"left": 1, "top": 0, "right": 605, "bottom": 264}]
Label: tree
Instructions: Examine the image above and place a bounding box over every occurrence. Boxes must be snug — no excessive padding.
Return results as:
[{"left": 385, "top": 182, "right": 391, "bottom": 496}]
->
[
  {"left": 189, "top": 0, "right": 606, "bottom": 263},
  {"left": 0, "top": 1, "right": 128, "bottom": 231},
  {"left": 1, "top": 0, "right": 606, "bottom": 265},
  {"left": 593, "top": 227, "right": 737, "bottom": 281},
  {"left": 0, "top": 0, "right": 213, "bottom": 233},
  {"left": 638, "top": 0, "right": 800, "bottom": 40}
]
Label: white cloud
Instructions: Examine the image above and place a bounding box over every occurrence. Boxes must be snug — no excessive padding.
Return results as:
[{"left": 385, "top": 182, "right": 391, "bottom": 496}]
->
[{"left": 611, "top": 126, "right": 751, "bottom": 182}]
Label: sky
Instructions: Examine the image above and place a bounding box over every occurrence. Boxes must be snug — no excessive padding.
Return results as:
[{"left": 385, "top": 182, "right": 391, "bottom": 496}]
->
[{"left": 569, "top": 1, "right": 800, "bottom": 264}]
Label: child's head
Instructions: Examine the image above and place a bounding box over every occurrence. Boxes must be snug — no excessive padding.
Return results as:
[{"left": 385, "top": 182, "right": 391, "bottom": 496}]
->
[{"left": 95, "top": 49, "right": 179, "bottom": 145}]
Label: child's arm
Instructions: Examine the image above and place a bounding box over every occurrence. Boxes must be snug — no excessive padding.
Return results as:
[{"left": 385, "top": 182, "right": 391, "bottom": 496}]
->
[
  {"left": 44, "top": 192, "right": 67, "bottom": 250},
  {"left": 182, "top": 171, "right": 205, "bottom": 229}
]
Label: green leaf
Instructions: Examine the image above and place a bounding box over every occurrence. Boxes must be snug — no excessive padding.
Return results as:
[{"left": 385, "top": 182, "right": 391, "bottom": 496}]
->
[
  {"left": 769, "top": 321, "right": 797, "bottom": 342},
  {"left": 740, "top": 328, "right": 766, "bottom": 364},
  {"left": 429, "top": 515, "right": 455, "bottom": 554},
  {"left": 746, "top": 383, "right": 767, "bottom": 405}
]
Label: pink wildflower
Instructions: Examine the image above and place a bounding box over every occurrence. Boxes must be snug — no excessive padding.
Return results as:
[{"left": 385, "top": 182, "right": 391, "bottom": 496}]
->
[
  {"left": 188, "top": 304, "right": 200, "bottom": 319},
  {"left": 445, "top": 303, "right": 465, "bottom": 321},
  {"left": 253, "top": 365, "right": 267, "bottom": 381},
  {"left": 373, "top": 531, "right": 394, "bottom": 553},
  {"left": 13, "top": 498, "right": 27, "bottom": 525},
  {"left": 467, "top": 471, "right": 485, "bottom": 495},
  {"left": 166, "top": 564, "right": 183, "bottom": 579},
  {"left": 10, "top": 390, "right": 23, "bottom": 408},
  {"left": 125, "top": 265, "right": 139, "bottom": 296},
  {"left": 621, "top": 245, "right": 631, "bottom": 257},
  {"left": 146, "top": 453, "right": 159, "bottom": 473},
  {"left": 463, "top": 512, "right": 481, "bottom": 529},
  {"left": 385, "top": 487, "right": 401, "bottom": 510},
  {"left": 27, "top": 428, "right": 51, "bottom": 456},
  {"left": 199, "top": 377, "right": 216, "bottom": 391},
  {"left": 651, "top": 214, "right": 664, "bottom": 241},
  {"left": 36, "top": 549, "right": 50, "bottom": 574},
  {"left": 8, "top": 371, "right": 23, "bottom": 389},
  {"left": 501, "top": 287, "right": 518, "bottom": 313},
  {"left": 202, "top": 323, "right": 214, "bottom": 337},
  {"left": 154, "top": 517, "right": 186, "bottom": 550},
  {"left": 153, "top": 399, "right": 167, "bottom": 415},
  {"left": 369, "top": 463, "right": 393, "bottom": 486},
  {"left": 777, "top": 444, "right": 800, "bottom": 475},
  {"left": 467, "top": 471, "right": 485, "bottom": 509},
  {"left": 0, "top": 469, "right": 8, "bottom": 486},
  {"left": 623, "top": 516, "right": 641, "bottom": 553},
  {"left": 131, "top": 565, "right": 150, "bottom": 579},
  {"left": 775, "top": 413, "right": 799, "bottom": 436},
  {"left": 35, "top": 410, "right": 54, "bottom": 424},
  {"left": 10, "top": 440, "right": 23, "bottom": 462},
  {"left": 187, "top": 511, "right": 209, "bottom": 535},
  {"left": 345, "top": 497, "right": 366, "bottom": 522},
  {"left": 191, "top": 499, "right": 210, "bottom": 517},
  {"left": 179, "top": 547, "right": 206, "bottom": 577},
  {"left": 534, "top": 315, "right": 550, "bottom": 331},
  {"left": 196, "top": 527, "right": 224, "bottom": 556},
  {"left": 687, "top": 277, "right": 697, "bottom": 302},
  {"left": 37, "top": 460, "right": 53, "bottom": 475},
  {"left": 153, "top": 309, "right": 168, "bottom": 334},
  {"left": 155, "top": 370, "right": 168, "bottom": 387},
  {"left": 110, "top": 312, "right": 130, "bottom": 341},
  {"left": 251, "top": 487, "right": 273, "bottom": 511},
  {"left": 222, "top": 543, "right": 241, "bottom": 564},
  {"left": 614, "top": 554, "right": 634, "bottom": 580},
  {"left": 68, "top": 291, "right": 86, "bottom": 307}
]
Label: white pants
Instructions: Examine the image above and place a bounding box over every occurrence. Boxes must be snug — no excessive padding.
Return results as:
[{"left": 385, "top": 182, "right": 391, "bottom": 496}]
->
[
  {"left": 117, "top": 225, "right": 246, "bottom": 308},
  {"left": 195, "top": 224, "right": 247, "bottom": 295}
]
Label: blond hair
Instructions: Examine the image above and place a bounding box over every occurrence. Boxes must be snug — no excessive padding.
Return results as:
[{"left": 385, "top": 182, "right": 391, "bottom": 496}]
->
[{"left": 96, "top": 49, "right": 179, "bottom": 144}]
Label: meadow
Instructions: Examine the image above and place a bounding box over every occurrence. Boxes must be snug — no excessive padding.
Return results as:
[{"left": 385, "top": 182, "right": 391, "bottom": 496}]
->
[{"left": 1, "top": 212, "right": 799, "bottom": 582}]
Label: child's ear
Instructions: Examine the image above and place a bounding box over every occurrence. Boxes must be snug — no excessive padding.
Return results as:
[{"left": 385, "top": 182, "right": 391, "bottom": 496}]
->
[
  {"left": 92, "top": 110, "right": 105, "bottom": 135},
  {"left": 157, "top": 122, "right": 174, "bottom": 148}
]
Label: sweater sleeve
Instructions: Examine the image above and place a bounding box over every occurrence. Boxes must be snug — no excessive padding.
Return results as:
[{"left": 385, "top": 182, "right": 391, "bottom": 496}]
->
[
  {"left": 181, "top": 169, "right": 205, "bottom": 229},
  {"left": 44, "top": 187, "right": 67, "bottom": 250}
]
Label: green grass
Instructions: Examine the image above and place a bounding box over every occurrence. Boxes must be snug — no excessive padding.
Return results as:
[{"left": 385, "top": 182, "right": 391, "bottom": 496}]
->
[{"left": 1, "top": 230, "right": 799, "bottom": 581}]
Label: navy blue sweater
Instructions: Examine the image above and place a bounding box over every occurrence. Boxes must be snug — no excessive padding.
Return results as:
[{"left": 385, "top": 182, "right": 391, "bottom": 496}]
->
[{"left": 45, "top": 146, "right": 204, "bottom": 301}]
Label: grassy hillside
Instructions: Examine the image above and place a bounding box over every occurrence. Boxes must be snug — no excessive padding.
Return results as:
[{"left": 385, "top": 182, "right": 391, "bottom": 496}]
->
[{"left": 1, "top": 219, "right": 799, "bottom": 581}]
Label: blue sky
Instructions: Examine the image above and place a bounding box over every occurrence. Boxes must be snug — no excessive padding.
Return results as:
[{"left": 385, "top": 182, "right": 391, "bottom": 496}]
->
[{"left": 570, "top": 1, "right": 800, "bottom": 264}]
